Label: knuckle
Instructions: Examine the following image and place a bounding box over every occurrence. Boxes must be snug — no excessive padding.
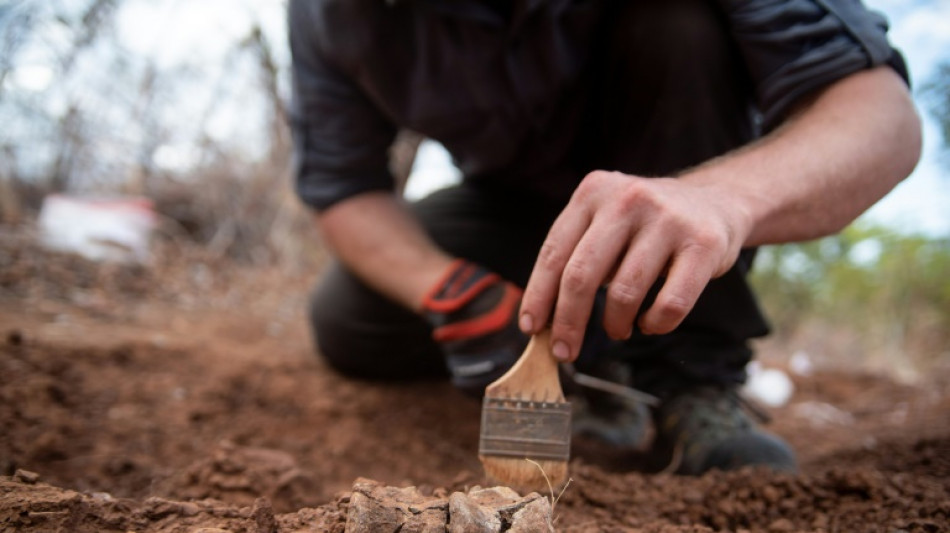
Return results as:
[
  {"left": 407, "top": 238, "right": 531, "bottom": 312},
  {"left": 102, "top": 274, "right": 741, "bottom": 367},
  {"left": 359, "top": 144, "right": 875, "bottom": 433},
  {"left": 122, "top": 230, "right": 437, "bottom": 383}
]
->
[
  {"left": 607, "top": 280, "right": 643, "bottom": 309},
  {"left": 574, "top": 173, "right": 600, "bottom": 200},
  {"left": 691, "top": 228, "right": 727, "bottom": 252},
  {"left": 655, "top": 293, "right": 692, "bottom": 320},
  {"left": 576, "top": 170, "right": 621, "bottom": 202},
  {"left": 536, "top": 241, "right": 566, "bottom": 270},
  {"left": 584, "top": 169, "right": 610, "bottom": 184},
  {"left": 561, "top": 261, "right": 597, "bottom": 294},
  {"left": 659, "top": 210, "right": 690, "bottom": 234},
  {"left": 616, "top": 183, "right": 651, "bottom": 214}
]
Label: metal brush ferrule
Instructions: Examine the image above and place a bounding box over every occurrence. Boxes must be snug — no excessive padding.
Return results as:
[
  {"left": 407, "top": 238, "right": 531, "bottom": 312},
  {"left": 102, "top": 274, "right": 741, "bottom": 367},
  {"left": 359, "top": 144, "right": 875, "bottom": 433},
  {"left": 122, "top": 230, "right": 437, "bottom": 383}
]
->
[{"left": 478, "top": 397, "right": 572, "bottom": 461}]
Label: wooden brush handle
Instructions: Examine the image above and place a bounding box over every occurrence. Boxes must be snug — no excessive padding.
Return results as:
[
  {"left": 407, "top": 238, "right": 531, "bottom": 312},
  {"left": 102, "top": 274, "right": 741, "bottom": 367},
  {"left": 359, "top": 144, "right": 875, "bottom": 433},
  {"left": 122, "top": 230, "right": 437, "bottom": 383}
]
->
[{"left": 485, "top": 329, "right": 564, "bottom": 401}]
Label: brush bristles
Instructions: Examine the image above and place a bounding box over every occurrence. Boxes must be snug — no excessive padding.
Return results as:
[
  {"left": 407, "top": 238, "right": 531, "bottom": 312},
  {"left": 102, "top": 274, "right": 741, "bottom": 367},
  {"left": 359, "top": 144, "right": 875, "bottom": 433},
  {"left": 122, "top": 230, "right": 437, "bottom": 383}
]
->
[{"left": 480, "top": 456, "right": 568, "bottom": 494}]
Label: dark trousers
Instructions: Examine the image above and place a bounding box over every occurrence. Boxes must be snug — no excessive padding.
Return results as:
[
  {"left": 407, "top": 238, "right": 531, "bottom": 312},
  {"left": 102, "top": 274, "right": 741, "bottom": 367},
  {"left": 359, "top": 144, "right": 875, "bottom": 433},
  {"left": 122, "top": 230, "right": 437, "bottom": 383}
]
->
[{"left": 309, "top": 0, "right": 771, "bottom": 397}]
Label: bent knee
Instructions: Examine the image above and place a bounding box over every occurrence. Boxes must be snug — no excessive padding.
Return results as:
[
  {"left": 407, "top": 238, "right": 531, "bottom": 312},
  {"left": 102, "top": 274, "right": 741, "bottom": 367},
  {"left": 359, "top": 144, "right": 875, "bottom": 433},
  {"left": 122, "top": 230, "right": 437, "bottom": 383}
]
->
[{"left": 308, "top": 265, "right": 446, "bottom": 380}]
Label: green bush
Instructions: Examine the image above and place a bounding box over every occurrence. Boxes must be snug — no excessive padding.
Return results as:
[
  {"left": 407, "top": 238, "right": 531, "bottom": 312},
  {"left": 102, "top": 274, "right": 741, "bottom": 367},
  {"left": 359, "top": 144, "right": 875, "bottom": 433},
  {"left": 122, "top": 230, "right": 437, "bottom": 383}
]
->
[{"left": 750, "top": 223, "right": 950, "bottom": 367}]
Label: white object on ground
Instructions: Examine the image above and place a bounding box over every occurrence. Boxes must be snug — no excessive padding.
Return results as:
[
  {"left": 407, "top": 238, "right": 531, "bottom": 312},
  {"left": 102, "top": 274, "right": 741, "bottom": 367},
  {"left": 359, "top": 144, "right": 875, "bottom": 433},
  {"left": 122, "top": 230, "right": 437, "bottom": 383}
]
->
[
  {"left": 38, "top": 194, "right": 157, "bottom": 263},
  {"left": 789, "top": 350, "right": 815, "bottom": 376},
  {"left": 742, "top": 361, "right": 795, "bottom": 407},
  {"left": 792, "top": 401, "right": 856, "bottom": 427}
]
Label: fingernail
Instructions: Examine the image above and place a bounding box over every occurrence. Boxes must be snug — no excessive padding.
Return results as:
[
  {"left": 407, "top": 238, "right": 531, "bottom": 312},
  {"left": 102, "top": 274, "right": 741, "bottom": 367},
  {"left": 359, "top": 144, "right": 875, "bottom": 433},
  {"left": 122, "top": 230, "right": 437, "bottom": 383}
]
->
[
  {"left": 623, "top": 327, "right": 633, "bottom": 340},
  {"left": 552, "top": 340, "right": 570, "bottom": 361},
  {"left": 519, "top": 313, "right": 533, "bottom": 333}
]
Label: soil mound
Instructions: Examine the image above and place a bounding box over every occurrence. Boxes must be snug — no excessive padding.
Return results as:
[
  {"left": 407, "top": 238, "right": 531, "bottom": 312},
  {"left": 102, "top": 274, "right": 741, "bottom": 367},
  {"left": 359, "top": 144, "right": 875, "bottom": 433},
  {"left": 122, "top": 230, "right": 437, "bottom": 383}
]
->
[{"left": 1, "top": 244, "right": 948, "bottom": 531}]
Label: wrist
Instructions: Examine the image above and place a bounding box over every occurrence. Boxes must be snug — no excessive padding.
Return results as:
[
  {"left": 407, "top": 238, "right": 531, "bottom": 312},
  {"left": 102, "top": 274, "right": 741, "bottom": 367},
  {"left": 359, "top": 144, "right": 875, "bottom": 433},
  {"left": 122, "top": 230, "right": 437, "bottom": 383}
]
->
[
  {"left": 420, "top": 259, "right": 523, "bottom": 342},
  {"left": 681, "top": 166, "right": 759, "bottom": 251}
]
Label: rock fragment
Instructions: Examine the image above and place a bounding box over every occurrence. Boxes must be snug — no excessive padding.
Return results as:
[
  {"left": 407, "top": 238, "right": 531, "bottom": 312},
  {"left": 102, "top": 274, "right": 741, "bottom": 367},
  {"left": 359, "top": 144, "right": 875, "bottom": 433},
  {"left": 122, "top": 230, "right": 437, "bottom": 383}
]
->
[
  {"left": 14, "top": 469, "right": 40, "bottom": 484},
  {"left": 508, "top": 495, "right": 554, "bottom": 533},
  {"left": 447, "top": 491, "right": 501, "bottom": 533},
  {"left": 342, "top": 479, "right": 553, "bottom": 532},
  {"left": 251, "top": 497, "right": 278, "bottom": 533},
  {"left": 346, "top": 490, "right": 405, "bottom": 533},
  {"left": 345, "top": 478, "right": 447, "bottom": 533}
]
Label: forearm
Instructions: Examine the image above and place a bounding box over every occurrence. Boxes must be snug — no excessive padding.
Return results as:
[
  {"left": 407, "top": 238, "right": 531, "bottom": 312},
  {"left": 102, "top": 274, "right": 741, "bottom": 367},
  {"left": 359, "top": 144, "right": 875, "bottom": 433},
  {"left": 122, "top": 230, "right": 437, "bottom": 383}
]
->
[
  {"left": 316, "top": 191, "right": 452, "bottom": 312},
  {"left": 520, "top": 66, "right": 922, "bottom": 357},
  {"left": 688, "top": 66, "right": 922, "bottom": 246}
]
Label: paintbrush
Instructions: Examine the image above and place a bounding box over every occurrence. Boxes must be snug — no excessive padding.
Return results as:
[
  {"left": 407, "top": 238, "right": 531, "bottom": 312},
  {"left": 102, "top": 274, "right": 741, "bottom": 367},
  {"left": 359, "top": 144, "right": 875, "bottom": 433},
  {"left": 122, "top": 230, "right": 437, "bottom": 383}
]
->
[{"left": 478, "top": 329, "right": 571, "bottom": 492}]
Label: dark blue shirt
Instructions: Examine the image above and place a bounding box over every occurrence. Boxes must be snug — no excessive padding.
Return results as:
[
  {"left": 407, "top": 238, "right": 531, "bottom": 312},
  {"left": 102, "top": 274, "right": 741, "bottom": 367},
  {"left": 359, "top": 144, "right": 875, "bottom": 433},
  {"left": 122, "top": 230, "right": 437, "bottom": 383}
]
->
[{"left": 288, "top": 0, "right": 907, "bottom": 211}]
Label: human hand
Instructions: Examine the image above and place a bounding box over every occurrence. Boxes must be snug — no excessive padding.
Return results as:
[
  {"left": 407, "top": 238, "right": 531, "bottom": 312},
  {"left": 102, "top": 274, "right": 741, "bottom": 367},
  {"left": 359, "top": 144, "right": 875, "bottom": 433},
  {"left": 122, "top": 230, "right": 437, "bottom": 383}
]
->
[
  {"left": 422, "top": 259, "right": 527, "bottom": 396},
  {"left": 519, "top": 170, "right": 751, "bottom": 362}
]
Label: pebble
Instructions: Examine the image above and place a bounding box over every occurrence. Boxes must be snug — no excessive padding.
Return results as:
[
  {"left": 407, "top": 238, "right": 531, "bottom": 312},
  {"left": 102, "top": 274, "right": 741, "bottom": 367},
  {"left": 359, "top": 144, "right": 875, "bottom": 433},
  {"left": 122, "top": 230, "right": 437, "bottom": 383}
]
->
[{"left": 14, "top": 469, "right": 40, "bottom": 484}]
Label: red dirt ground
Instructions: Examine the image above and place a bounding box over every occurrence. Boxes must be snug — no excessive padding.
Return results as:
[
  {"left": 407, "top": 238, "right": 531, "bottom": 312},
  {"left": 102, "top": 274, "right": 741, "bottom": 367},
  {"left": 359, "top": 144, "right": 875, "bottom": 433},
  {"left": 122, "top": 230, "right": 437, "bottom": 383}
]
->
[{"left": 1, "top": 236, "right": 948, "bottom": 532}]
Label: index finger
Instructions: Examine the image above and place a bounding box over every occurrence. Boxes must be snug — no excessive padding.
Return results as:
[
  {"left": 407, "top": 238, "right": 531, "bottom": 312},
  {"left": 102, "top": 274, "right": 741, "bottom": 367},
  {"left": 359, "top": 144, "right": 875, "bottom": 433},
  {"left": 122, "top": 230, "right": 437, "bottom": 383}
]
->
[
  {"left": 519, "top": 207, "right": 591, "bottom": 337},
  {"left": 548, "top": 220, "right": 630, "bottom": 361}
]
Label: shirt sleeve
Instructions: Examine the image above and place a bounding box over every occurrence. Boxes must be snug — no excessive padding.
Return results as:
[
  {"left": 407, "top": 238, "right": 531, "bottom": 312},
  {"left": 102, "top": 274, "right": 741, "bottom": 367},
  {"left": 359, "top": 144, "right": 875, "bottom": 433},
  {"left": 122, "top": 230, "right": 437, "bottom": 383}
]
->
[
  {"left": 718, "top": 0, "right": 909, "bottom": 132},
  {"left": 288, "top": 0, "right": 397, "bottom": 211}
]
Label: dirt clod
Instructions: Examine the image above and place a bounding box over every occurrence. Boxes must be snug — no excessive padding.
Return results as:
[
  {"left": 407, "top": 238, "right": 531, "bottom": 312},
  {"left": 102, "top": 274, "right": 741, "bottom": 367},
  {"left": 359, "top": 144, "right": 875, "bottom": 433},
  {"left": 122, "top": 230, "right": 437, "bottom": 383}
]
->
[
  {"left": 251, "top": 497, "right": 279, "bottom": 533},
  {"left": 14, "top": 469, "right": 40, "bottom": 484}
]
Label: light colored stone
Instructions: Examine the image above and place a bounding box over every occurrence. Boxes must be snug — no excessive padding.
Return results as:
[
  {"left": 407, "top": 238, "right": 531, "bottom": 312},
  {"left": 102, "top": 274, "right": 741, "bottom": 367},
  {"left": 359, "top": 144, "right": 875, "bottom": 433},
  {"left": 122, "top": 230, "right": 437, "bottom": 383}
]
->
[
  {"left": 402, "top": 509, "right": 448, "bottom": 533},
  {"left": 447, "top": 492, "right": 501, "bottom": 533},
  {"left": 342, "top": 480, "right": 554, "bottom": 533},
  {"left": 466, "top": 487, "right": 521, "bottom": 508},
  {"left": 345, "top": 491, "right": 404, "bottom": 533},
  {"left": 345, "top": 478, "right": 447, "bottom": 533},
  {"left": 13, "top": 469, "right": 39, "bottom": 484},
  {"left": 508, "top": 495, "right": 554, "bottom": 533}
]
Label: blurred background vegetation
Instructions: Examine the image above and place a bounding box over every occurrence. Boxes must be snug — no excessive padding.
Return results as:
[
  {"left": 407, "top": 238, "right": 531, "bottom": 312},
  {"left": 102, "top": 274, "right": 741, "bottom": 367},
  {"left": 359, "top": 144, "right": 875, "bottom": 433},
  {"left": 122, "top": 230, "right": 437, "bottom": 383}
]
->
[
  {"left": 0, "top": 0, "right": 314, "bottom": 269},
  {"left": 0, "top": 0, "right": 948, "bottom": 371},
  {"left": 750, "top": 224, "right": 950, "bottom": 373}
]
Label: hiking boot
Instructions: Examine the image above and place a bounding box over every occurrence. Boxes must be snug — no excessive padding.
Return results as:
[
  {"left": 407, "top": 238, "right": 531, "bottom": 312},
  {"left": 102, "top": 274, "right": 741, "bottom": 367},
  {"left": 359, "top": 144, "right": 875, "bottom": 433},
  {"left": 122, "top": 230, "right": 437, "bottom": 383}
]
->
[
  {"left": 566, "top": 358, "right": 651, "bottom": 449},
  {"left": 653, "top": 386, "right": 797, "bottom": 475}
]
